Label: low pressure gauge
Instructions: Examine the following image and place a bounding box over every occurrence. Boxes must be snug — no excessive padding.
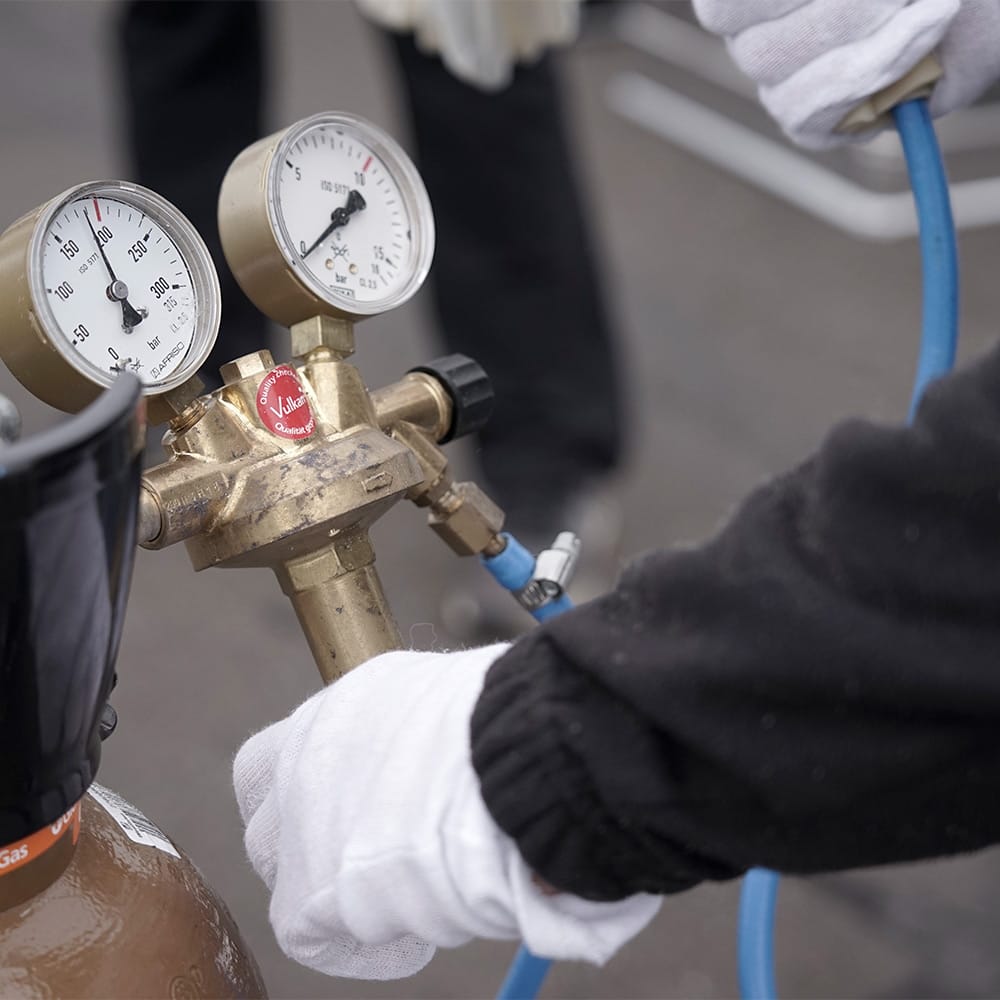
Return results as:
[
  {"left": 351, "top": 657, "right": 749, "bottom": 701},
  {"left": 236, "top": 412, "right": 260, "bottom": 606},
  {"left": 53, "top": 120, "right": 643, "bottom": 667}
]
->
[
  {"left": 0, "top": 181, "right": 220, "bottom": 413},
  {"left": 219, "top": 111, "right": 434, "bottom": 327}
]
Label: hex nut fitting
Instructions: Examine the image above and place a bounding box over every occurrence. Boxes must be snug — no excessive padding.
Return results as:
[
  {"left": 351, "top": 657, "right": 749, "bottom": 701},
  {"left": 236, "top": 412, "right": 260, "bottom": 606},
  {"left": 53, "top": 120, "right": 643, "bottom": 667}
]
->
[
  {"left": 219, "top": 350, "right": 274, "bottom": 385},
  {"left": 146, "top": 374, "right": 208, "bottom": 428},
  {"left": 429, "top": 482, "right": 505, "bottom": 555},
  {"left": 290, "top": 316, "right": 356, "bottom": 359}
]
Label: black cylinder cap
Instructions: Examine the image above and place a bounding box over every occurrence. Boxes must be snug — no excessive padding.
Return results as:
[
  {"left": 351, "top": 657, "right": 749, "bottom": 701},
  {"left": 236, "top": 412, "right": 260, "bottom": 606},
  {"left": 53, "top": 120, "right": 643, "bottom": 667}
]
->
[
  {"left": 409, "top": 354, "right": 494, "bottom": 443},
  {"left": 0, "top": 375, "right": 143, "bottom": 843}
]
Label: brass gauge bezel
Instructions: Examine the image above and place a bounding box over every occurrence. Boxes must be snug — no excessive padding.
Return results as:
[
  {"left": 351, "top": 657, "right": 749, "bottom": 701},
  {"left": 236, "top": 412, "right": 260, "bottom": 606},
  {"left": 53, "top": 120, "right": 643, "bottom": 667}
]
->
[
  {"left": 0, "top": 180, "right": 220, "bottom": 414},
  {"left": 218, "top": 111, "right": 435, "bottom": 328}
]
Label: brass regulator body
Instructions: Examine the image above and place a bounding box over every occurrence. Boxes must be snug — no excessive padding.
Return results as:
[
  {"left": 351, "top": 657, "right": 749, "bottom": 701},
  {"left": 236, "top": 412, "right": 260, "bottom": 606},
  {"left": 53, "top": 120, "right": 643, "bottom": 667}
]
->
[{"left": 139, "top": 316, "right": 503, "bottom": 683}]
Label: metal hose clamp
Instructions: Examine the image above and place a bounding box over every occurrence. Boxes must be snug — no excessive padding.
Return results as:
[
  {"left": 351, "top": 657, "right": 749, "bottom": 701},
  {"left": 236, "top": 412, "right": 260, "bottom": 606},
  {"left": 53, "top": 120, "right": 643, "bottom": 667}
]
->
[{"left": 515, "top": 531, "right": 581, "bottom": 611}]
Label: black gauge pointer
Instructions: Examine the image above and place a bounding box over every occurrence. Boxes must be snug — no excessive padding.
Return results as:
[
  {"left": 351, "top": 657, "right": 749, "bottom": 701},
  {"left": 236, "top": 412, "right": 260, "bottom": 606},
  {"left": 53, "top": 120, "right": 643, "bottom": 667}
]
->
[
  {"left": 300, "top": 189, "right": 366, "bottom": 259},
  {"left": 83, "top": 209, "right": 146, "bottom": 332}
]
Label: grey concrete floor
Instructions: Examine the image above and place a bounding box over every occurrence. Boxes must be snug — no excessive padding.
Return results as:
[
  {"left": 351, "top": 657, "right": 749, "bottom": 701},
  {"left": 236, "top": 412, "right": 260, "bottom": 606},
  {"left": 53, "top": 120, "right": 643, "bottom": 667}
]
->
[{"left": 4, "top": 2, "right": 1000, "bottom": 997}]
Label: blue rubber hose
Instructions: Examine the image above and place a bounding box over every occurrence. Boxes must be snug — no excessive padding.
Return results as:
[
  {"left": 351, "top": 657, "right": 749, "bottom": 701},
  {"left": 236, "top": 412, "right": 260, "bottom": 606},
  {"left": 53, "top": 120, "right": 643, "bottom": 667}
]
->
[
  {"left": 485, "top": 98, "right": 959, "bottom": 1000},
  {"left": 481, "top": 532, "right": 574, "bottom": 623},
  {"left": 739, "top": 869, "right": 780, "bottom": 1000},
  {"left": 737, "top": 97, "right": 960, "bottom": 1000},
  {"left": 481, "top": 533, "right": 571, "bottom": 998},
  {"left": 496, "top": 947, "right": 554, "bottom": 1000},
  {"left": 894, "top": 99, "right": 960, "bottom": 419}
]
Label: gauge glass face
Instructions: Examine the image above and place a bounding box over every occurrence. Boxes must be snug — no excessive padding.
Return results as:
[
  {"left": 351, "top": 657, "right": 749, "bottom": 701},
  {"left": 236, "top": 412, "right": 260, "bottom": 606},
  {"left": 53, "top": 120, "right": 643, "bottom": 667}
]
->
[
  {"left": 31, "top": 184, "right": 218, "bottom": 392},
  {"left": 269, "top": 115, "right": 433, "bottom": 314}
]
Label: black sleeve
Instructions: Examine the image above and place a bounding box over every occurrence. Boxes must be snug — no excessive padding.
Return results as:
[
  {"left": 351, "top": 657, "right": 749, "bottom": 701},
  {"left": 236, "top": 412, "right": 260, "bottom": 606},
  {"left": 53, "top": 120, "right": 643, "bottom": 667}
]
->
[{"left": 471, "top": 343, "right": 1000, "bottom": 902}]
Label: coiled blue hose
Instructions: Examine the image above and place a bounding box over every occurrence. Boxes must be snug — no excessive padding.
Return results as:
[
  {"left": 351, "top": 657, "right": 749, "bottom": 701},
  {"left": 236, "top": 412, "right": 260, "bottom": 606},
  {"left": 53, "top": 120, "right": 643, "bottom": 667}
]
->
[
  {"left": 484, "top": 97, "right": 958, "bottom": 1000},
  {"left": 738, "top": 97, "right": 959, "bottom": 1000}
]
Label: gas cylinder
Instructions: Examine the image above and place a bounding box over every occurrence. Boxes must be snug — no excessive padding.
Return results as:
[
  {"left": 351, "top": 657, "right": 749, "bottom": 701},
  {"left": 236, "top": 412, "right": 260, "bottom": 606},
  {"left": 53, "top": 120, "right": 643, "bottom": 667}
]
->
[
  {"left": 0, "top": 375, "right": 265, "bottom": 998},
  {"left": 0, "top": 790, "right": 265, "bottom": 998}
]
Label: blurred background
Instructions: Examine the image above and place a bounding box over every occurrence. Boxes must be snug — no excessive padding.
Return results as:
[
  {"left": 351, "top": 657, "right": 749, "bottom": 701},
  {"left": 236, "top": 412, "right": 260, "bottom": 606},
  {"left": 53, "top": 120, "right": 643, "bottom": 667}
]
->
[{"left": 4, "top": 0, "right": 1000, "bottom": 996}]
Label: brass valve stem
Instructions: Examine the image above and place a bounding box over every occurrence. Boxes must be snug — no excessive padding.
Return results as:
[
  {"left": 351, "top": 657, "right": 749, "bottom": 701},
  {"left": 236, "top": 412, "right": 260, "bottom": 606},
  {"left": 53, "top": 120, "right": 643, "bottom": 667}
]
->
[
  {"left": 146, "top": 374, "right": 208, "bottom": 429},
  {"left": 370, "top": 360, "right": 506, "bottom": 556},
  {"left": 370, "top": 371, "right": 453, "bottom": 441},
  {"left": 387, "top": 420, "right": 506, "bottom": 557},
  {"left": 274, "top": 534, "right": 400, "bottom": 684}
]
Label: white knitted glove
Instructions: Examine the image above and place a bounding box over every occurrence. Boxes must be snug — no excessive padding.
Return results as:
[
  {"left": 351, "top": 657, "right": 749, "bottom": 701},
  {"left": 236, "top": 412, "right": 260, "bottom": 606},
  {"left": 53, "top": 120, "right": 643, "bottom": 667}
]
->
[
  {"left": 353, "top": 0, "right": 580, "bottom": 90},
  {"left": 233, "top": 644, "right": 661, "bottom": 980},
  {"left": 692, "top": 0, "right": 1000, "bottom": 148}
]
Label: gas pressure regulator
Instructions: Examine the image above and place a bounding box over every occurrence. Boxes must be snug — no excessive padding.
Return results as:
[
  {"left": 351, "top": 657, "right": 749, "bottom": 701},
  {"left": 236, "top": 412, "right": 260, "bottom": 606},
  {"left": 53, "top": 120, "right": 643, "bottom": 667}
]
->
[{"left": 0, "top": 112, "right": 506, "bottom": 684}]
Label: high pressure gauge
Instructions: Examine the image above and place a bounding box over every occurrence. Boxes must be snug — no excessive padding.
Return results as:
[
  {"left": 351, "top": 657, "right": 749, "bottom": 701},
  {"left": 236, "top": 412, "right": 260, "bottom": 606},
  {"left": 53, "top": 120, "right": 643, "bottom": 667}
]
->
[
  {"left": 219, "top": 111, "right": 435, "bottom": 327},
  {"left": 0, "top": 181, "right": 220, "bottom": 413}
]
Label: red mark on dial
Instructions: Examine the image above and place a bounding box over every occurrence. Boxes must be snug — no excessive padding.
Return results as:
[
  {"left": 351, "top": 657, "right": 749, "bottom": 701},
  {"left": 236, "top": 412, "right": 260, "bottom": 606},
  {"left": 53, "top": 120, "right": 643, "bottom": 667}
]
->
[
  {"left": 362, "top": 155, "right": 373, "bottom": 173},
  {"left": 92, "top": 198, "right": 102, "bottom": 222}
]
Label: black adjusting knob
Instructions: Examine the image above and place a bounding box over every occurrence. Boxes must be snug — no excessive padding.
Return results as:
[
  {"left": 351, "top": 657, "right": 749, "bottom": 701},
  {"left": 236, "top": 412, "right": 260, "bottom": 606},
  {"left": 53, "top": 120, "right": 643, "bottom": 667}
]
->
[{"left": 409, "top": 354, "right": 494, "bottom": 444}]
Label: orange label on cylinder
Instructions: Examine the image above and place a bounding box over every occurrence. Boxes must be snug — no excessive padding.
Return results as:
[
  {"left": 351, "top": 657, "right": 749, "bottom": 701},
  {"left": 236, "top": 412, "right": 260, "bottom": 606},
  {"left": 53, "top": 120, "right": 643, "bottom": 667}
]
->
[
  {"left": 256, "top": 365, "right": 316, "bottom": 440},
  {"left": 0, "top": 801, "right": 81, "bottom": 877}
]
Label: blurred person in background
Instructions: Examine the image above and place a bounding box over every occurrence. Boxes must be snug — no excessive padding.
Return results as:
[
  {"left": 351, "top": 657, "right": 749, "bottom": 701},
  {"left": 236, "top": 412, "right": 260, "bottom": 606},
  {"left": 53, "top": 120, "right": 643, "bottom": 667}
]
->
[
  {"left": 117, "top": 0, "right": 625, "bottom": 638},
  {"left": 229, "top": 0, "right": 1000, "bottom": 982}
]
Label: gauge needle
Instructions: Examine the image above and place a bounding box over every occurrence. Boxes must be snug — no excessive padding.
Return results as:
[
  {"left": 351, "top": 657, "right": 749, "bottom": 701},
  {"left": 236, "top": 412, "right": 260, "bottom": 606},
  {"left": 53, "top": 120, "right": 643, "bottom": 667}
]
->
[
  {"left": 83, "top": 208, "right": 147, "bottom": 332},
  {"left": 300, "top": 189, "right": 366, "bottom": 259}
]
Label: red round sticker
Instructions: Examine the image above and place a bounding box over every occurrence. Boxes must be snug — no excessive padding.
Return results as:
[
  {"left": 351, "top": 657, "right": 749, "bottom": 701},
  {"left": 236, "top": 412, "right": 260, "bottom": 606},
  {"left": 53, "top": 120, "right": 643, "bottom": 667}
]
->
[{"left": 256, "top": 365, "right": 316, "bottom": 440}]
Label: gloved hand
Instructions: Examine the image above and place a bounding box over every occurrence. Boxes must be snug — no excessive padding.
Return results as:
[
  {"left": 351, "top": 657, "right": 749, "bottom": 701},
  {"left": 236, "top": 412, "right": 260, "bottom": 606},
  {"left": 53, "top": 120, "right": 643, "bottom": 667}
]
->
[
  {"left": 233, "top": 643, "right": 661, "bottom": 980},
  {"left": 692, "top": 0, "right": 1000, "bottom": 148},
  {"left": 353, "top": 0, "right": 580, "bottom": 90}
]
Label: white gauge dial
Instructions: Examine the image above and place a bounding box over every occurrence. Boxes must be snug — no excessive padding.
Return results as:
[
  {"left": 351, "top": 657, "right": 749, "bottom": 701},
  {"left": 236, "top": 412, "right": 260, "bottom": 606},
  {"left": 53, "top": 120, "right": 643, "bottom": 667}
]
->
[
  {"left": 28, "top": 182, "right": 219, "bottom": 395},
  {"left": 267, "top": 113, "right": 434, "bottom": 317}
]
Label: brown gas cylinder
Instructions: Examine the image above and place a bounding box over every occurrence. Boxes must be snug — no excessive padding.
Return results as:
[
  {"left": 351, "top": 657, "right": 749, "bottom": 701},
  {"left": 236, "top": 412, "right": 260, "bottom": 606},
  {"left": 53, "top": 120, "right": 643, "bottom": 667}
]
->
[
  {"left": 0, "top": 379, "right": 266, "bottom": 997},
  {"left": 0, "top": 787, "right": 267, "bottom": 999}
]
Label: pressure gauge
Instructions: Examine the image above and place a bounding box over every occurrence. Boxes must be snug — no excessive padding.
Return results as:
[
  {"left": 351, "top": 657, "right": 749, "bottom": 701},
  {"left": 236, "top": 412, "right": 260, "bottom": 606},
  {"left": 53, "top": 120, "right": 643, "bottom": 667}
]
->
[
  {"left": 219, "top": 111, "right": 435, "bottom": 327},
  {"left": 0, "top": 180, "right": 220, "bottom": 413}
]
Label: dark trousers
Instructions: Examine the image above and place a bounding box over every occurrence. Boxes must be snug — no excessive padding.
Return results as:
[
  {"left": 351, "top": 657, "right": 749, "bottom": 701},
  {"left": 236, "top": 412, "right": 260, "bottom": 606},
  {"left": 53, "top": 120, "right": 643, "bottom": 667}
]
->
[{"left": 119, "top": 1, "right": 623, "bottom": 525}]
